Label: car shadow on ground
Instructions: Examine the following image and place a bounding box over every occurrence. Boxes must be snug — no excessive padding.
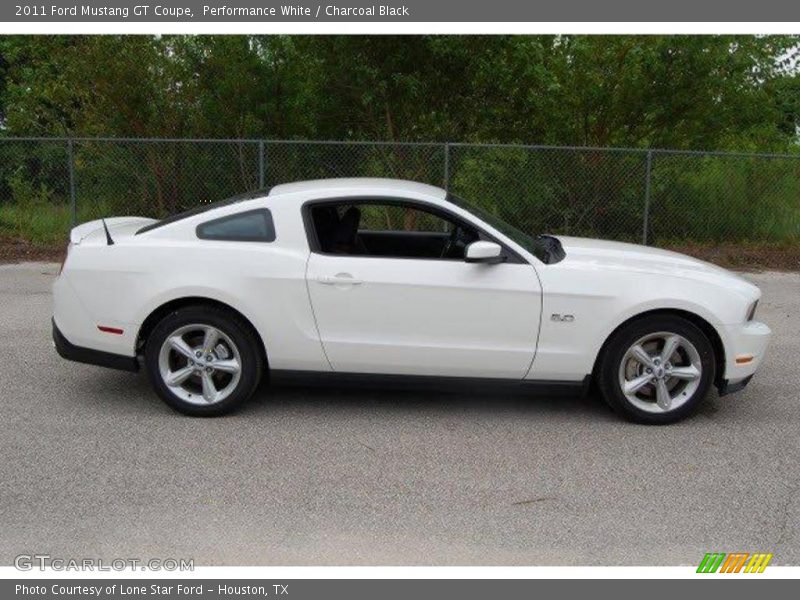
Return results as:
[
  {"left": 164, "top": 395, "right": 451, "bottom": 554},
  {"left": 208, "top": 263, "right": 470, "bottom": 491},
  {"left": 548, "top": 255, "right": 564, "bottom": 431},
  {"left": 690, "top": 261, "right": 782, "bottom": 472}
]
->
[
  {"left": 263, "top": 379, "right": 609, "bottom": 417},
  {"left": 73, "top": 368, "right": 616, "bottom": 421}
]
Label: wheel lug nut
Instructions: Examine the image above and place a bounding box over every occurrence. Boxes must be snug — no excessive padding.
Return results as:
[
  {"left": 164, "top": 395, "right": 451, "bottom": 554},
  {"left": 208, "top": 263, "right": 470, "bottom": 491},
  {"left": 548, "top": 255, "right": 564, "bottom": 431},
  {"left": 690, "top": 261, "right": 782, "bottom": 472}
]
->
[
  {"left": 205, "top": 367, "right": 213, "bottom": 373},
  {"left": 195, "top": 351, "right": 202, "bottom": 357}
]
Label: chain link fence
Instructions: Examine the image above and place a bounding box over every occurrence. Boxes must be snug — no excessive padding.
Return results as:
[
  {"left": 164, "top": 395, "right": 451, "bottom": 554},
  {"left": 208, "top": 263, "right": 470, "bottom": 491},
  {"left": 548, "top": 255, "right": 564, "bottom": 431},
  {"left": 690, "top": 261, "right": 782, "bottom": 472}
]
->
[{"left": 1, "top": 137, "right": 799, "bottom": 248}]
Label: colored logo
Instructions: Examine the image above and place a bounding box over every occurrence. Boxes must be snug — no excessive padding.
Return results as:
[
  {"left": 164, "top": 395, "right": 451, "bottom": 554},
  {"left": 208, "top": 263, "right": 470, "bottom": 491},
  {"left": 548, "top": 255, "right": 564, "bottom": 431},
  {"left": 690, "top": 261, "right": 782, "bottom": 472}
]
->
[{"left": 697, "top": 552, "right": 773, "bottom": 573}]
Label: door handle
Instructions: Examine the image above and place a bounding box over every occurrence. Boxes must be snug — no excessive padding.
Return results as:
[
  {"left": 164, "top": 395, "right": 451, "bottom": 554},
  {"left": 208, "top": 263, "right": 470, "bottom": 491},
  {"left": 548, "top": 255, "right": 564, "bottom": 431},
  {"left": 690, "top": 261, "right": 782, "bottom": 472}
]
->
[{"left": 317, "top": 273, "right": 363, "bottom": 286}]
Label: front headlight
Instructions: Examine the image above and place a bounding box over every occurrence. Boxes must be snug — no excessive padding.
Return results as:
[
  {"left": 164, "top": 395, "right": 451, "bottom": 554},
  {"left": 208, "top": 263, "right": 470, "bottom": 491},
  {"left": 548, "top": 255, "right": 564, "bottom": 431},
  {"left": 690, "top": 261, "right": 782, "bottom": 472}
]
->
[{"left": 746, "top": 300, "right": 759, "bottom": 321}]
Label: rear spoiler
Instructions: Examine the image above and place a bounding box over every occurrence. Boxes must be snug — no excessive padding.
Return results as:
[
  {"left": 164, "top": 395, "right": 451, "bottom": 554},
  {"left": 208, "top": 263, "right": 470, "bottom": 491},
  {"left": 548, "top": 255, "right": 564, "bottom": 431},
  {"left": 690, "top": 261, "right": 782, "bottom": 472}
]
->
[{"left": 69, "top": 216, "right": 157, "bottom": 245}]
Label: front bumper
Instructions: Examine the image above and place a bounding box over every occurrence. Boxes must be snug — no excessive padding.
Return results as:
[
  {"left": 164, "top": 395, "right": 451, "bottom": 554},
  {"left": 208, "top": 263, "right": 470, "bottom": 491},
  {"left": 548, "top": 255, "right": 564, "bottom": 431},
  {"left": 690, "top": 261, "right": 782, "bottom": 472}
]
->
[
  {"left": 717, "top": 375, "right": 753, "bottom": 397},
  {"left": 716, "top": 320, "right": 771, "bottom": 396},
  {"left": 52, "top": 319, "right": 139, "bottom": 372}
]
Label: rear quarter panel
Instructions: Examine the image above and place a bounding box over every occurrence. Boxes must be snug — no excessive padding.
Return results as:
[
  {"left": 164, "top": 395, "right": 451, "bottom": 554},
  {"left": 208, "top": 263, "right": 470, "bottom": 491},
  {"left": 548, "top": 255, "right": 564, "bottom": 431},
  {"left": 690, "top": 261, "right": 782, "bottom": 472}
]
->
[{"left": 55, "top": 198, "right": 329, "bottom": 371}]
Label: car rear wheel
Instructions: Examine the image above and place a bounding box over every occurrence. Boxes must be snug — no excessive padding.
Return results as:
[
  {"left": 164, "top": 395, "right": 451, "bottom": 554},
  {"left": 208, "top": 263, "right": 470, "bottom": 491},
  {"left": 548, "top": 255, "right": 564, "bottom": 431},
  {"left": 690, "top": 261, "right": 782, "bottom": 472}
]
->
[
  {"left": 144, "top": 305, "right": 263, "bottom": 416},
  {"left": 597, "top": 315, "right": 716, "bottom": 424}
]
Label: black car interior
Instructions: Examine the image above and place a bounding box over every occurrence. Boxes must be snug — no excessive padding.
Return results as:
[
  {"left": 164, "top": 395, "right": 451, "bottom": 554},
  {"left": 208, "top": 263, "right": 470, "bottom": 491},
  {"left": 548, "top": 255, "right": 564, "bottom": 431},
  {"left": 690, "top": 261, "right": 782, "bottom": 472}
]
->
[{"left": 310, "top": 202, "right": 482, "bottom": 260}]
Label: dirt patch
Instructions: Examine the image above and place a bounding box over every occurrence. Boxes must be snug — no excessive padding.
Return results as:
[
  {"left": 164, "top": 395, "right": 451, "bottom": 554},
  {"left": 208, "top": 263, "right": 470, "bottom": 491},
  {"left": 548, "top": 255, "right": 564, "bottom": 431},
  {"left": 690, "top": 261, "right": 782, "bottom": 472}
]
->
[
  {"left": 662, "top": 242, "right": 800, "bottom": 272},
  {"left": 0, "top": 236, "right": 64, "bottom": 264}
]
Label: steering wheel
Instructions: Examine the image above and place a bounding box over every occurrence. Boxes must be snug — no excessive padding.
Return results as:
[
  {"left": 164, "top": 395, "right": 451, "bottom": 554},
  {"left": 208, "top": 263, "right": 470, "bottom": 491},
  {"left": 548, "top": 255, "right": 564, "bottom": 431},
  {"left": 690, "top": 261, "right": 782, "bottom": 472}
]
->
[{"left": 440, "top": 226, "right": 461, "bottom": 259}]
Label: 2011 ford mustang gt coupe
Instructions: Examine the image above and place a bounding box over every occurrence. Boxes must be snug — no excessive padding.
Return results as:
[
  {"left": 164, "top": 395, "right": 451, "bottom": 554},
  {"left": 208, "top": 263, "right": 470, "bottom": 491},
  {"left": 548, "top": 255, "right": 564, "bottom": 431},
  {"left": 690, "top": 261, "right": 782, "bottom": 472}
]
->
[{"left": 53, "top": 178, "right": 771, "bottom": 423}]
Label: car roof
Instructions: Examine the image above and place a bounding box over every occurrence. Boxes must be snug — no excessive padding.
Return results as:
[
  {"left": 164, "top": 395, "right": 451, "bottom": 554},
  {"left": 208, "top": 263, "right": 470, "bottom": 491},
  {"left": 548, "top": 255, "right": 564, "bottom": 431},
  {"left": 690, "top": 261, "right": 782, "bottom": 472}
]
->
[
  {"left": 135, "top": 178, "right": 450, "bottom": 238},
  {"left": 268, "top": 178, "right": 447, "bottom": 200}
]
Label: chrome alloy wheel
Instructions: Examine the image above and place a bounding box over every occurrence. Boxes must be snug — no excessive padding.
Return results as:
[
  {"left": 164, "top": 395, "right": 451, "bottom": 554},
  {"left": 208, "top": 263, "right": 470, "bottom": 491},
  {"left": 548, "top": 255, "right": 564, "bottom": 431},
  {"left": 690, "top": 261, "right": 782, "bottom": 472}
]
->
[
  {"left": 158, "top": 323, "right": 242, "bottom": 406},
  {"left": 618, "top": 331, "right": 702, "bottom": 413}
]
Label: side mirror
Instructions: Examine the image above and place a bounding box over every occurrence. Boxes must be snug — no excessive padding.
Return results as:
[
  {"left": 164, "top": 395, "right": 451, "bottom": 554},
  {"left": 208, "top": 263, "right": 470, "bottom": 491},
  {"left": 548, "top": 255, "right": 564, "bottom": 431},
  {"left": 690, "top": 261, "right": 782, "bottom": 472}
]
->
[{"left": 465, "top": 241, "right": 505, "bottom": 264}]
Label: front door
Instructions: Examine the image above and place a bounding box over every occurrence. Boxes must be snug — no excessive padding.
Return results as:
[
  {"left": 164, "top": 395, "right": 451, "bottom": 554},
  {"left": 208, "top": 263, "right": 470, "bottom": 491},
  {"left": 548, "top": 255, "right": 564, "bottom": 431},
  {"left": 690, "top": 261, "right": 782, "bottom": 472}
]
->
[{"left": 304, "top": 200, "right": 541, "bottom": 378}]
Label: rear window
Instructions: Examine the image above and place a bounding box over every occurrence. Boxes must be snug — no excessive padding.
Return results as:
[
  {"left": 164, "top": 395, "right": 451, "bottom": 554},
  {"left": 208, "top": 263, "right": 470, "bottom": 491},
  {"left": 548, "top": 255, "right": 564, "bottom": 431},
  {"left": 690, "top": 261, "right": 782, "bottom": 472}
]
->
[
  {"left": 136, "top": 187, "right": 271, "bottom": 235},
  {"left": 196, "top": 209, "right": 275, "bottom": 242}
]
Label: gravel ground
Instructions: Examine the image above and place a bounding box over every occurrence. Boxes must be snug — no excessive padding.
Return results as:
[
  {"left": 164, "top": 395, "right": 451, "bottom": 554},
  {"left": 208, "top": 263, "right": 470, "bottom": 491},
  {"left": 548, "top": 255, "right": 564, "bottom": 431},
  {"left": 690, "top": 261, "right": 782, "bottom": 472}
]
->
[{"left": 0, "top": 263, "right": 798, "bottom": 566}]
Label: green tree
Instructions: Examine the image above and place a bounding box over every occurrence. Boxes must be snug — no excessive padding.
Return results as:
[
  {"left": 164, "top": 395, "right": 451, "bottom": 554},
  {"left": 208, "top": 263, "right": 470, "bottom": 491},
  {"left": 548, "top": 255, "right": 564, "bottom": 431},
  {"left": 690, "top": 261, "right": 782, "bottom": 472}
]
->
[{"left": 1, "top": 35, "right": 798, "bottom": 151}]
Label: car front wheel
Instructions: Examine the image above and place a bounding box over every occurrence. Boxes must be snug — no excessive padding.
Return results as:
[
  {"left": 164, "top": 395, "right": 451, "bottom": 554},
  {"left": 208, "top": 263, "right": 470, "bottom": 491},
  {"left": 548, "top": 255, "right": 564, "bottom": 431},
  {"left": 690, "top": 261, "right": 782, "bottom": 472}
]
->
[
  {"left": 144, "top": 305, "right": 263, "bottom": 416},
  {"left": 597, "top": 315, "right": 716, "bottom": 424}
]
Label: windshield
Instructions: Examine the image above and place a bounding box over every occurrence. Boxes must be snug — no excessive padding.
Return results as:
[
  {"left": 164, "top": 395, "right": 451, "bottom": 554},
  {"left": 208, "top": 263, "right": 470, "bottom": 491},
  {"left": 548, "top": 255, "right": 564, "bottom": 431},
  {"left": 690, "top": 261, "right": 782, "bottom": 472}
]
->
[
  {"left": 446, "top": 193, "right": 547, "bottom": 261},
  {"left": 136, "top": 187, "right": 272, "bottom": 235}
]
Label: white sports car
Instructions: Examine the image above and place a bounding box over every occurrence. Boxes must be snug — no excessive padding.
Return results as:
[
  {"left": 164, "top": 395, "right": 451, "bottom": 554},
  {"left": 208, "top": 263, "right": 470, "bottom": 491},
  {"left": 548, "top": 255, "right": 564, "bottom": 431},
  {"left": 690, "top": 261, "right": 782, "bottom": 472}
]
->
[{"left": 53, "top": 178, "right": 771, "bottom": 423}]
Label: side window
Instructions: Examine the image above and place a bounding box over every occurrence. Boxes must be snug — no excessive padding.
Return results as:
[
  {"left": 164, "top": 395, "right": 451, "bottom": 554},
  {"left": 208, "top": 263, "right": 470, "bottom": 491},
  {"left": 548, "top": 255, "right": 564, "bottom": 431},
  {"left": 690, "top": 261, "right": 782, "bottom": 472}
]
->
[
  {"left": 309, "top": 201, "right": 481, "bottom": 260},
  {"left": 358, "top": 203, "right": 453, "bottom": 233},
  {"left": 197, "top": 209, "right": 275, "bottom": 242}
]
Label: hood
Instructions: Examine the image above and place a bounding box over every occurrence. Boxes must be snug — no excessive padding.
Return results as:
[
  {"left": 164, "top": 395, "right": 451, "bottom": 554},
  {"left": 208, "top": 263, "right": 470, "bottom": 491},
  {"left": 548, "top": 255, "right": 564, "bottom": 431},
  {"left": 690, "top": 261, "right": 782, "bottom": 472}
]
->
[
  {"left": 70, "top": 217, "right": 157, "bottom": 245},
  {"left": 554, "top": 235, "right": 759, "bottom": 297}
]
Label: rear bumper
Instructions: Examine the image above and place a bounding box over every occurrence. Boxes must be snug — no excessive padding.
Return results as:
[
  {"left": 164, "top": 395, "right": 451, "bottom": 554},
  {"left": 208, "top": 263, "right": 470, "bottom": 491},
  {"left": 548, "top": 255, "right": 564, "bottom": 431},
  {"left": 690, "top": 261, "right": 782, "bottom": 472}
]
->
[{"left": 52, "top": 318, "right": 139, "bottom": 372}]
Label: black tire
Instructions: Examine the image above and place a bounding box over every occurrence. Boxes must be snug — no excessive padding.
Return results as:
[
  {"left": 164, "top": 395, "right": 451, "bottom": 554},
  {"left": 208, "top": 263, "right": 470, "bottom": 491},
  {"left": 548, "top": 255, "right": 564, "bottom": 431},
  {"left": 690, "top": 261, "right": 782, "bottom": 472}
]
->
[
  {"left": 597, "top": 314, "right": 716, "bottom": 424},
  {"left": 144, "top": 305, "right": 264, "bottom": 417}
]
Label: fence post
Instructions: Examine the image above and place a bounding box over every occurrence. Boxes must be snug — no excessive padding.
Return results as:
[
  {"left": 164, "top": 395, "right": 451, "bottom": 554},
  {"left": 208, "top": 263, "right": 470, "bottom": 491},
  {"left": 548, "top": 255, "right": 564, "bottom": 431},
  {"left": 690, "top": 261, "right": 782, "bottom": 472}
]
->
[
  {"left": 443, "top": 142, "right": 451, "bottom": 191},
  {"left": 67, "top": 138, "right": 77, "bottom": 227},
  {"left": 258, "top": 140, "right": 265, "bottom": 188},
  {"left": 642, "top": 149, "right": 653, "bottom": 245}
]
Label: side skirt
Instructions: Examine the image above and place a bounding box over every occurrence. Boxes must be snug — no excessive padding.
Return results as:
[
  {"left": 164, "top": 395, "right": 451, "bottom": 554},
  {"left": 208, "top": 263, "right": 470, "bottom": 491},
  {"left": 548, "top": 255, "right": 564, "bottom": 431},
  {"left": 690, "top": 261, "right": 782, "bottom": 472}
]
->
[{"left": 269, "top": 369, "right": 592, "bottom": 397}]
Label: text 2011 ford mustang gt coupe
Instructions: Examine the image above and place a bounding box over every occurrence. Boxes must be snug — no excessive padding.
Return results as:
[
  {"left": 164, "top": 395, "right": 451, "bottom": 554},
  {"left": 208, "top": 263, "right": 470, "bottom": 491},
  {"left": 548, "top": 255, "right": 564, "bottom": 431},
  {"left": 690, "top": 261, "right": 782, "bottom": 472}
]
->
[{"left": 53, "top": 178, "right": 771, "bottom": 423}]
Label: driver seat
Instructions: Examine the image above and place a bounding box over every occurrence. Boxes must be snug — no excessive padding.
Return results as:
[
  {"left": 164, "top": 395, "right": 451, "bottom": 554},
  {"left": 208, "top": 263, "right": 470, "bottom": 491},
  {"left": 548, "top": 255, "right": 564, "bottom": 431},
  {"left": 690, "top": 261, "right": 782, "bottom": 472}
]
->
[{"left": 332, "top": 206, "right": 367, "bottom": 254}]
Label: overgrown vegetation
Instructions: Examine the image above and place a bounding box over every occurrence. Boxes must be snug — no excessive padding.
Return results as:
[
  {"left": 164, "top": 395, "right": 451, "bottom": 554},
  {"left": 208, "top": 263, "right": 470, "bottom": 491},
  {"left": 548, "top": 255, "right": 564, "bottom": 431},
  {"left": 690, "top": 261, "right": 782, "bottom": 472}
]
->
[{"left": 0, "top": 35, "right": 799, "bottom": 252}]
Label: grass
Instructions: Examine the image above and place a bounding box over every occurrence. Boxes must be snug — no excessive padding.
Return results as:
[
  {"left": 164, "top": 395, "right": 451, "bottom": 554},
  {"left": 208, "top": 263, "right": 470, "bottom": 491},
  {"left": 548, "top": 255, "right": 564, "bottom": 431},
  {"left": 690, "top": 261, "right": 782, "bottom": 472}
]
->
[
  {"left": 0, "top": 202, "right": 74, "bottom": 245},
  {"left": 0, "top": 201, "right": 114, "bottom": 245},
  {"left": 1, "top": 201, "right": 799, "bottom": 271}
]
